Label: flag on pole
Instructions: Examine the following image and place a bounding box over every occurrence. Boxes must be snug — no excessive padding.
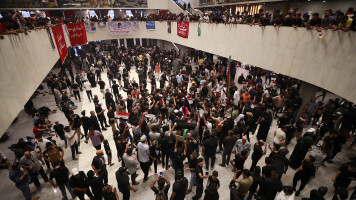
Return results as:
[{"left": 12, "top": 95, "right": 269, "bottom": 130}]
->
[
  {"left": 198, "top": 21, "right": 201, "bottom": 36},
  {"left": 227, "top": 56, "right": 232, "bottom": 100},
  {"left": 115, "top": 112, "right": 130, "bottom": 120}
]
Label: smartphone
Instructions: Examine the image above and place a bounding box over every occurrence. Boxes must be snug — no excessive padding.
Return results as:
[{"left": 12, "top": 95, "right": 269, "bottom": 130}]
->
[{"left": 160, "top": 172, "right": 163, "bottom": 177}]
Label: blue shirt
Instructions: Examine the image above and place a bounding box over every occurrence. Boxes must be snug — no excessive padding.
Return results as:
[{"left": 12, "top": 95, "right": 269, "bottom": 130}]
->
[{"left": 9, "top": 169, "right": 29, "bottom": 187}]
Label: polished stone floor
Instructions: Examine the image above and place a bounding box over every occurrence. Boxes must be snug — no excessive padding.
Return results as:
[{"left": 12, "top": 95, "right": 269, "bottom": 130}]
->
[{"left": 1, "top": 64, "right": 355, "bottom": 200}]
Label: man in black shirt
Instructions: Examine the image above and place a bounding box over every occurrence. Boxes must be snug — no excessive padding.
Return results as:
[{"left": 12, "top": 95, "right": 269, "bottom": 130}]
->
[
  {"left": 293, "top": 155, "right": 316, "bottom": 196},
  {"left": 49, "top": 161, "right": 75, "bottom": 200},
  {"left": 71, "top": 80, "right": 81, "bottom": 102},
  {"left": 80, "top": 110, "right": 91, "bottom": 137},
  {"left": 69, "top": 168, "right": 94, "bottom": 200},
  {"left": 98, "top": 78, "right": 106, "bottom": 99},
  {"left": 115, "top": 167, "right": 137, "bottom": 200},
  {"left": 54, "top": 121, "right": 67, "bottom": 148},
  {"left": 257, "top": 170, "right": 283, "bottom": 199},
  {"left": 107, "top": 106, "right": 117, "bottom": 133},
  {"left": 90, "top": 111, "right": 101, "bottom": 131},
  {"left": 92, "top": 150, "right": 108, "bottom": 185},
  {"left": 192, "top": 158, "right": 208, "bottom": 200},
  {"left": 262, "top": 157, "right": 274, "bottom": 179},
  {"left": 250, "top": 140, "right": 267, "bottom": 172},
  {"left": 230, "top": 149, "right": 248, "bottom": 178},
  {"left": 333, "top": 161, "right": 356, "bottom": 191},
  {"left": 202, "top": 134, "right": 218, "bottom": 170},
  {"left": 95, "top": 103, "right": 109, "bottom": 131},
  {"left": 87, "top": 170, "right": 103, "bottom": 200},
  {"left": 171, "top": 170, "right": 188, "bottom": 200},
  {"left": 111, "top": 81, "right": 120, "bottom": 101}
]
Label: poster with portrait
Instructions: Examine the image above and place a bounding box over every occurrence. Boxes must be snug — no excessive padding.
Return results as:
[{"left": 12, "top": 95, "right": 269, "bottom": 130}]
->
[
  {"left": 98, "top": 22, "right": 107, "bottom": 29},
  {"left": 177, "top": 21, "right": 189, "bottom": 38},
  {"left": 146, "top": 21, "right": 155, "bottom": 30},
  {"left": 51, "top": 25, "right": 68, "bottom": 63},
  {"left": 108, "top": 22, "right": 133, "bottom": 35},
  {"left": 84, "top": 22, "right": 96, "bottom": 32},
  {"left": 132, "top": 21, "right": 139, "bottom": 30},
  {"left": 167, "top": 21, "right": 171, "bottom": 33},
  {"left": 66, "top": 23, "right": 87, "bottom": 47}
]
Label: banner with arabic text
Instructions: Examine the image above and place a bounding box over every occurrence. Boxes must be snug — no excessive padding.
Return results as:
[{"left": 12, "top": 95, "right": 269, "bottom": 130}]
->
[
  {"left": 51, "top": 25, "right": 68, "bottom": 63},
  {"left": 108, "top": 22, "right": 133, "bottom": 35},
  {"left": 66, "top": 23, "right": 87, "bottom": 47},
  {"left": 132, "top": 21, "right": 139, "bottom": 30},
  {"left": 84, "top": 22, "right": 96, "bottom": 32},
  {"left": 177, "top": 21, "right": 189, "bottom": 38},
  {"left": 98, "top": 22, "right": 107, "bottom": 29},
  {"left": 146, "top": 21, "right": 155, "bottom": 30}
]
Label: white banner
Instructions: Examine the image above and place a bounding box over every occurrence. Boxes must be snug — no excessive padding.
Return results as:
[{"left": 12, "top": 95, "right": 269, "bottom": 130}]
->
[
  {"left": 132, "top": 21, "right": 139, "bottom": 30},
  {"left": 108, "top": 21, "right": 133, "bottom": 35}
]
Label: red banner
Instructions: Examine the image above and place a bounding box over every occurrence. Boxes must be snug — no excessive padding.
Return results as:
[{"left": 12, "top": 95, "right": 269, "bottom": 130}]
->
[
  {"left": 51, "top": 25, "right": 68, "bottom": 63},
  {"left": 177, "top": 21, "right": 189, "bottom": 38},
  {"left": 66, "top": 23, "right": 87, "bottom": 47}
]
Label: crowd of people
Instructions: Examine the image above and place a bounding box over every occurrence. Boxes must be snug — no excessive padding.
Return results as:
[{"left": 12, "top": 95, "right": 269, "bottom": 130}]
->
[
  {"left": 2, "top": 40, "right": 356, "bottom": 200},
  {"left": 1, "top": 6, "right": 355, "bottom": 38}
]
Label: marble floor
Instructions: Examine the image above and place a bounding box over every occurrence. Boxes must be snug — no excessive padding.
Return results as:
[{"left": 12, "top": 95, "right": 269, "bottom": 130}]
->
[{"left": 1, "top": 64, "right": 355, "bottom": 200}]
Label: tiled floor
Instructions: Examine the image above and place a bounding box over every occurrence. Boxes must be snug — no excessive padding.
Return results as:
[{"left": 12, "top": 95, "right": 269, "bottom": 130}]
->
[{"left": 1, "top": 64, "right": 355, "bottom": 200}]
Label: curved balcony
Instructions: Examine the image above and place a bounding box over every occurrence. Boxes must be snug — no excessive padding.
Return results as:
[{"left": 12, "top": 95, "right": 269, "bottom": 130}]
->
[{"left": 0, "top": 21, "right": 355, "bottom": 133}]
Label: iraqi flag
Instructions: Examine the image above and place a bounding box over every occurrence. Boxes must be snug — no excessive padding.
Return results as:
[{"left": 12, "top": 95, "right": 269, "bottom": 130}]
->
[{"left": 115, "top": 112, "right": 130, "bottom": 120}]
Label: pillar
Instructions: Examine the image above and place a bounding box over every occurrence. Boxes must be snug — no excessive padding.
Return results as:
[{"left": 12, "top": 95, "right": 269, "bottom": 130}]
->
[
  {"left": 124, "top": 38, "right": 127, "bottom": 48},
  {"left": 140, "top": 38, "right": 142, "bottom": 46}
]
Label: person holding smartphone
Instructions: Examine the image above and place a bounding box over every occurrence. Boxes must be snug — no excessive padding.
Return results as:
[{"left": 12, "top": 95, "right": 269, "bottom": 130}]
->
[
  {"left": 150, "top": 175, "right": 170, "bottom": 200},
  {"left": 192, "top": 158, "right": 208, "bottom": 200}
]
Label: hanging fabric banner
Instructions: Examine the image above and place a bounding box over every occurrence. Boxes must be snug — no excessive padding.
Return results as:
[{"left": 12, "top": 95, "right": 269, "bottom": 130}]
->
[
  {"left": 46, "top": 27, "right": 55, "bottom": 49},
  {"left": 84, "top": 22, "right": 96, "bottom": 32},
  {"left": 98, "top": 22, "right": 107, "bottom": 29},
  {"left": 146, "top": 21, "right": 155, "bottom": 30},
  {"left": 108, "top": 22, "right": 133, "bottom": 35},
  {"left": 167, "top": 21, "right": 171, "bottom": 33},
  {"left": 51, "top": 25, "right": 68, "bottom": 63},
  {"left": 66, "top": 23, "right": 87, "bottom": 47},
  {"left": 177, "top": 21, "right": 189, "bottom": 38},
  {"left": 132, "top": 21, "right": 139, "bottom": 30},
  {"left": 198, "top": 21, "right": 201, "bottom": 36}
]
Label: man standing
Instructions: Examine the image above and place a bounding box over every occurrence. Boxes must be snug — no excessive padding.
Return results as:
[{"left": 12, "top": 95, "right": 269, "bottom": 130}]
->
[
  {"left": 273, "top": 126, "right": 286, "bottom": 150},
  {"left": 95, "top": 103, "right": 110, "bottom": 131},
  {"left": 234, "top": 136, "right": 251, "bottom": 155},
  {"left": 150, "top": 176, "right": 171, "bottom": 200},
  {"left": 20, "top": 151, "right": 49, "bottom": 191},
  {"left": 9, "top": 162, "right": 39, "bottom": 200},
  {"left": 53, "top": 121, "right": 67, "bottom": 148},
  {"left": 80, "top": 110, "right": 91, "bottom": 138},
  {"left": 107, "top": 106, "right": 118, "bottom": 133},
  {"left": 231, "top": 169, "right": 254, "bottom": 200},
  {"left": 192, "top": 158, "right": 208, "bottom": 200},
  {"left": 170, "top": 170, "right": 188, "bottom": 200},
  {"left": 116, "top": 167, "right": 137, "bottom": 200},
  {"left": 98, "top": 78, "right": 106, "bottom": 99},
  {"left": 86, "top": 127, "right": 104, "bottom": 150},
  {"left": 41, "top": 142, "right": 64, "bottom": 167},
  {"left": 293, "top": 155, "right": 316, "bottom": 196},
  {"left": 49, "top": 160, "right": 76, "bottom": 200},
  {"left": 71, "top": 80, "right": 81, "bottom": 102},
  {"left": 89, "top": 111, "right": 101, "bottom": 131},
  {"left": 202, "top": 133, "right": 218, "bottom": 170},
  {"left": 138, "top": 135, "right": 150, "bottom": 182},
  {"left": 220, "top": 130, "right": 237, "bottom": 167},
  {"left": 302, "top": 97, "right": 318, "bottom": 125},
  {"left": 83, "top": 80, "right": 93, "bottom": 102},
  {"left": 123, "top": 147, "right": 140, "bottom": 185},
  {"left": 250, "top": 140, "right": 267, "bottom": 172},
  {"left": 91, "top": 150, "right": 108, "bottom": 185},
  {"left": 69, "top": 168, "right": 94, "bottom": 200},
  {"left": 64, "top": 126, "right": 81, "bottom": 160},
  {"left": 112, "top": 80, "right": 120, "bottom": 101}
]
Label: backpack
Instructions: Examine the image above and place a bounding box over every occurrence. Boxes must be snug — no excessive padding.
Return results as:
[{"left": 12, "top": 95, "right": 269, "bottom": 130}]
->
[{"left": 155, "top": 188, "right": 167, "bottom": 200}]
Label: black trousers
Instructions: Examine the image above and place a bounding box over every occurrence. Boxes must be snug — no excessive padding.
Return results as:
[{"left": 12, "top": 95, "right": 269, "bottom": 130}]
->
[
  {"left": 293, "top": 170, "right": 310, "bottom": 191},
  {"left": 30, "top": 167, "right": 48, "bottom": 187},
  {"left": 193, "top": 181, "right": 204, "bottom": 200},
  {"left": 98, "top": 116, "right": 108, "bottom": 129},
  {"left": 113, "top": 92, "right": 119, "bottom": 101},
  {"left": 140, "top": 161, "right": 150, "bottom": 180},
  {"left": 150, "top": 158, "right": 157, "bottom": 173},
  {"left": 86, "top": 90, "right": 93, "bottom": 101},
  {"left": 74, "top": 189, "right": 94, "bottom": 200},
  {"left": 161, "top": 150, "right": 170, "bottom": 168},
  {"left": 73, "top": 90, "right": 81, "bottom": 101}
]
